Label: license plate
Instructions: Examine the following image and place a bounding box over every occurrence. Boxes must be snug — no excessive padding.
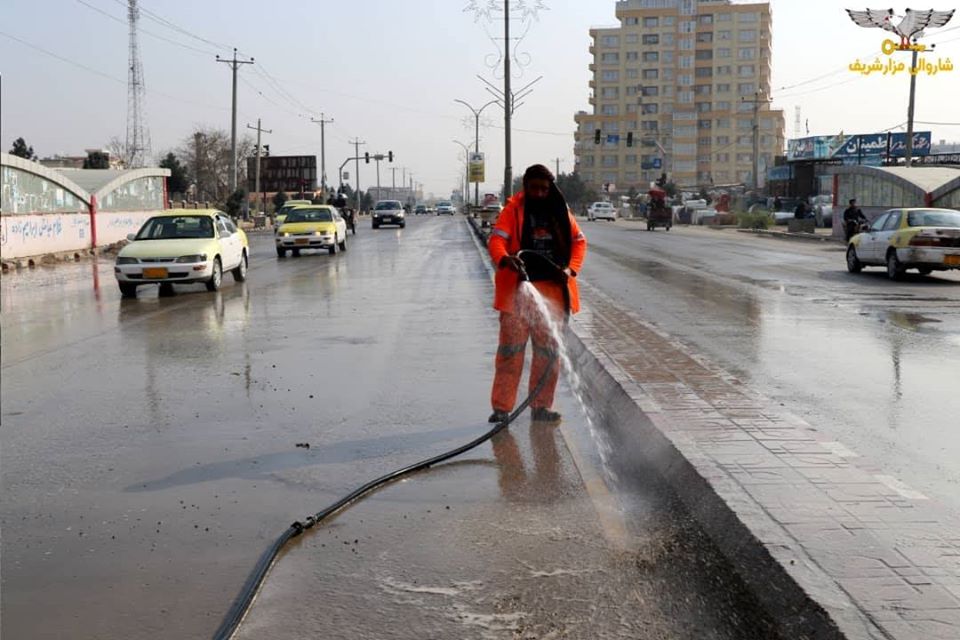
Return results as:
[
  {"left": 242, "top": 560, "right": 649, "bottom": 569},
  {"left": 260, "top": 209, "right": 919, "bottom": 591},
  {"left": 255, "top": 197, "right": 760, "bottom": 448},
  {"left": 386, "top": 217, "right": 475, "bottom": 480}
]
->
[
  {"left": 945, "top": 255, "right": 960, "bottom": 266},
  {"left": 143, "top": 267, "right": 168, "bottom": 279},
  {"left": 295, "top": 238, "right": 309, "bottom": 245}
]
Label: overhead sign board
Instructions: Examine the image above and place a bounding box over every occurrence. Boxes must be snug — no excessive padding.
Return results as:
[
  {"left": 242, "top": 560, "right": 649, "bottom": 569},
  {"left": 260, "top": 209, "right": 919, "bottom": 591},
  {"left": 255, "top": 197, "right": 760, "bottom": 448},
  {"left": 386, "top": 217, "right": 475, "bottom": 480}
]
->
[
  {"left": 468, "top": 152, "right": 485, "bottom": 183},
  {"left": 246, "top": 155, "right": 317, "bottom": 193},
  {"left": 787, "top": 132, "right": 931, "bottom": 162}
]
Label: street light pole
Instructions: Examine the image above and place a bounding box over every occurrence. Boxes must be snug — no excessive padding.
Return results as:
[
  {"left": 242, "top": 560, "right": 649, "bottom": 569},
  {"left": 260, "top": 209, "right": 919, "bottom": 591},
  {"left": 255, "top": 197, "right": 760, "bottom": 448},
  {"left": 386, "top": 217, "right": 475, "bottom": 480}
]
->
[
  {"left": 246, "top": 119, "right": 272, "bottom": 218},
  {"left": 454, "top": 99, "right": 499, "bottom": 206},
  {"left": 311, "top": 114, "right": 334, "bottom": 193},
  {"left": 503, "top": 0, "right": 512, "bottom": 202},
  {"left": 454, "top": 140, "right": 470, "bottom": 207}
]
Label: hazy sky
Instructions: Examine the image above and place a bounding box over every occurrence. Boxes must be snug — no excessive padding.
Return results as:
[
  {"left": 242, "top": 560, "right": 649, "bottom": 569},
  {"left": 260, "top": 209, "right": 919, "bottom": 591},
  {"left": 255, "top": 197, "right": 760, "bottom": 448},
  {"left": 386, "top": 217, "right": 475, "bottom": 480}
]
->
[{"left": 2, "top": 0, "right": 958, "bottom": 198}]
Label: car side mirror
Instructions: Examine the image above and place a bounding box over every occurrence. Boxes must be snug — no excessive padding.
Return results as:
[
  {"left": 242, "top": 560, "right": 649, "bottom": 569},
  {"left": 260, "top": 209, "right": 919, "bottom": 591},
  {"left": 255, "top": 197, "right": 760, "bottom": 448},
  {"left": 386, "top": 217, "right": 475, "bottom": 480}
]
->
[{"left": 127, "top": 233, "right": 136, "bottom": 241}]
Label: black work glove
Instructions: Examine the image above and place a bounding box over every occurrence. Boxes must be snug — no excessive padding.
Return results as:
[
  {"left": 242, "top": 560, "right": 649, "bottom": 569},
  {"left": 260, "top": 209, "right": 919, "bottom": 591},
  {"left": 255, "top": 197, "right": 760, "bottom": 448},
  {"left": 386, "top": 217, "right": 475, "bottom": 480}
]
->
[{"left": 499, "top": 255, "right": 524, "bottom": 273}]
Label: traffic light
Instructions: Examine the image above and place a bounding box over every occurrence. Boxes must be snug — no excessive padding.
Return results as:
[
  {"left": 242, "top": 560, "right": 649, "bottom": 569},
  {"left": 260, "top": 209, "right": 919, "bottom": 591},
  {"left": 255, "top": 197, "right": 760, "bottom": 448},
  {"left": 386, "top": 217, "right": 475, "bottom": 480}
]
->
[
  {"left": 262, "top": 144, "right": 270, "bottom": 156},
  {"left": 388, "top": 151, "right": 394, "bottom": 162},
  {"left": 626, "top": 132, "right": 633, "bottom": 147},
  {"left": 594, "top": 129, "right": 601, "bottom": 144},
  {"left": 365, "top": 152, "right": 370, "bottom": 164}
]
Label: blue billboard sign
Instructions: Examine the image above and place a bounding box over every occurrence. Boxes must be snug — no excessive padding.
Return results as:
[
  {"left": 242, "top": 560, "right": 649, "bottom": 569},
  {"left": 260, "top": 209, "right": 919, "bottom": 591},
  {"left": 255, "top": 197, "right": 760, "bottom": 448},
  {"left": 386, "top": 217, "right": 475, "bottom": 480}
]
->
[{"left": 787, "top": 132, "right": 931, "bottom": 162}]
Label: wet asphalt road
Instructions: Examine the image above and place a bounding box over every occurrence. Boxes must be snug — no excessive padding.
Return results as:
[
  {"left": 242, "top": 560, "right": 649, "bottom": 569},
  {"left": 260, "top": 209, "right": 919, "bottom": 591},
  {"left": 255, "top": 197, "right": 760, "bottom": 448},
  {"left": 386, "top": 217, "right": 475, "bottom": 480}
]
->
[
  {"left": 1, "top": 216, "right": 783, "bottom": 639},
  {"left": 580, "top": 220, "right": 960, "bottom": 514}
]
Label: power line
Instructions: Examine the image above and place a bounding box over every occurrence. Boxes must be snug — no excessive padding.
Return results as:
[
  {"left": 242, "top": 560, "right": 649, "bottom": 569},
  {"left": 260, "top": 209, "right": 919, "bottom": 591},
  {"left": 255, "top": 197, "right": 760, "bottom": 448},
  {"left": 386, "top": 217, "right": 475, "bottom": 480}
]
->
[
  {"left": 74, "top": 0, "right": 216, "bottom": 56},
  {"left": 108, "top": 0, "right": 238, "bottom": 54}
]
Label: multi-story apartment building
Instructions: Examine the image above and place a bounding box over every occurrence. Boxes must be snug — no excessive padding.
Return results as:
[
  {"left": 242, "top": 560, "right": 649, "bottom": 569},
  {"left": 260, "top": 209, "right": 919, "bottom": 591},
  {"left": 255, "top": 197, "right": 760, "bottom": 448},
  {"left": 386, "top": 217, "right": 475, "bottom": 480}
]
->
[{"left": 574, "top": 0, "right": 785, "bottom": 192}]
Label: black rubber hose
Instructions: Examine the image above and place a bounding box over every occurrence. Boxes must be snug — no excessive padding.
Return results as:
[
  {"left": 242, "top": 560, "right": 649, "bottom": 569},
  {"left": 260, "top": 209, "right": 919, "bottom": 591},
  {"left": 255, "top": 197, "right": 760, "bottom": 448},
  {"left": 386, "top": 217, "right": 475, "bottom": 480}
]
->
[{"left": 211, "top": 357, "right": 558, "bottom": 640}]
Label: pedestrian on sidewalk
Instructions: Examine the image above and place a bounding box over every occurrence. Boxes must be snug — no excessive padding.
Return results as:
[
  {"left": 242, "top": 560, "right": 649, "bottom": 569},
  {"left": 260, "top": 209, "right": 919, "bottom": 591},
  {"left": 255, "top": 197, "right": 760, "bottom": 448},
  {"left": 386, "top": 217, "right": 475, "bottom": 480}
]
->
[{"left": 488, "top": 164, "right": 587, "bottom": 424}]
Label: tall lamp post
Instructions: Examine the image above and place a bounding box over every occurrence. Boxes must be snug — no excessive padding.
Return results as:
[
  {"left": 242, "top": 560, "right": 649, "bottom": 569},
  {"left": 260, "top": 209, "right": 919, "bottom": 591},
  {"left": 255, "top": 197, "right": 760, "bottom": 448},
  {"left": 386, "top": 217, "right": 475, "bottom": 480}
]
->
[
  {"left": 454, "top": 99, "right": 498, "bottom": 206},
  {"left": 453, "top": 140, "right": 471, "bottom": 207}
]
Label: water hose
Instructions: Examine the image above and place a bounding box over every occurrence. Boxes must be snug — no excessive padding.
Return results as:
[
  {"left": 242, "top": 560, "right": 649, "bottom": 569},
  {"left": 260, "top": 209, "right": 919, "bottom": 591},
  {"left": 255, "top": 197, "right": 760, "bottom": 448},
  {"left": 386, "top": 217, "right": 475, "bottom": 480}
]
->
[{"left": 212, "top": 328, "right": 558, "bottom": 640}]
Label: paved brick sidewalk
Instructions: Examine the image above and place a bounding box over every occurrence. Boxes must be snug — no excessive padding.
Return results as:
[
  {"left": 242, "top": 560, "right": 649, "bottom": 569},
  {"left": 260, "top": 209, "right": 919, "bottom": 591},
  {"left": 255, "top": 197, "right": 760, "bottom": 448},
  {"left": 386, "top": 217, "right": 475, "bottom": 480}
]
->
[{"left": 573, "top": 284, "right": 960, "bottom": 639}]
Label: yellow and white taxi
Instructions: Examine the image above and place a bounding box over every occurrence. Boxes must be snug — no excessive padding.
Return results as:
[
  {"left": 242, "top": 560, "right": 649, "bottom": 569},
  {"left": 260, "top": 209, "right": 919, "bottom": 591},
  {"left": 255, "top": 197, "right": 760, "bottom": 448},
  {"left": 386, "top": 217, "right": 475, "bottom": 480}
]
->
[
  {"left": 275, "top": 206, "right": 348, "bottom": 257},
  {"left": 274, "top": 199, "right": 313, "bottom": 226},
  {"left": 114, "top": 210, "right": 249, "bottom": 298},
  {"left": 847, "top": 207, "right": 960, "bottom": 279}
]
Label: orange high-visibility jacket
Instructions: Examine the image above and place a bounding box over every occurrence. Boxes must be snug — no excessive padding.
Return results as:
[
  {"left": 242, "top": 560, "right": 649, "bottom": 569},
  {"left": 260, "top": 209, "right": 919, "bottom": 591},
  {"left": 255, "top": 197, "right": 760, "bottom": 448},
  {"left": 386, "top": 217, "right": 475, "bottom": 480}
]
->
[{"left": 488, "top": 190, "right": 587, "bottom": 314}]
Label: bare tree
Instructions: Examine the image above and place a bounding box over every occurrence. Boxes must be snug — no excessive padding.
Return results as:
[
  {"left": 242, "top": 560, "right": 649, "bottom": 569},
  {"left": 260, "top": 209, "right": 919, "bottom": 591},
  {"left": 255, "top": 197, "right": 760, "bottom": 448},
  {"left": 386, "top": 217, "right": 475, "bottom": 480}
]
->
[
  {"left": 106, "top": 136, "right": 129, "bottom": 168},
  {"left": 176, "top": 127, "right": 254, "bottom": 202}
]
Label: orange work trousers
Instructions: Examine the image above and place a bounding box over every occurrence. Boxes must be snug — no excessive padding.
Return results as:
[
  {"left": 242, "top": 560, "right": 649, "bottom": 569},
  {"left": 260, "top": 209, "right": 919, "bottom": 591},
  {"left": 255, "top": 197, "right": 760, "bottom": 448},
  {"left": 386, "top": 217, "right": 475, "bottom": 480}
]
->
[{"left": 491, "top": 280, "right": 567, "bottom": 413}]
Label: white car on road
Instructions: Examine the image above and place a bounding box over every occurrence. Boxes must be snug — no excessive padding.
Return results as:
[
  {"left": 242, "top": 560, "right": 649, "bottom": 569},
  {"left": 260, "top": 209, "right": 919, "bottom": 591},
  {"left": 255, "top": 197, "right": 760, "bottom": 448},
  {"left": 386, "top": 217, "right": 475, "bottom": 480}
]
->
[
  {"left": 436, "top": 201, "right": 456, "bottom": 215},
  {"left": 587, "top": 201, "right": 616, "bottom": 221}
]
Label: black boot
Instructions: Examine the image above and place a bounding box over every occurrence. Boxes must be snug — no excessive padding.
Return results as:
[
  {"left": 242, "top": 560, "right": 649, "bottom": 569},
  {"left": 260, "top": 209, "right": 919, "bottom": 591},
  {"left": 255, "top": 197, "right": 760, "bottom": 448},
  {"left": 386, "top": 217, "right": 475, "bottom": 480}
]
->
[{"left": 488, "top": 410, "right": 509, "bottom": 424}]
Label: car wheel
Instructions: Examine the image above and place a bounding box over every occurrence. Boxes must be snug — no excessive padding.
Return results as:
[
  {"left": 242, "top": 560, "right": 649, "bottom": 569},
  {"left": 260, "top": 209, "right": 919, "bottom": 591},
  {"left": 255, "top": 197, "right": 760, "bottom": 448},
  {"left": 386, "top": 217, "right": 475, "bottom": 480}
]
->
[
  {"left": 373, "top": 222, "right": 379, "bottom": 229},
  {"left": 119, "top": 283, "right": 138, "bottom": 298},
  {"left": 292, "top": 248, "right": 301, "bottom": 257},
  {"left": 647, "top": 223, "right": 653, "bottom": 231},
  {"left": 329, "top": 235, "right": 338, "bottom": 255},
  {"left": 232, "top": 251, "right": 248, "bottom": 282},
  {"left": 205, "top": 257, "right": 222, "bottom": 291},
  {"left": 846, "top": 246, "right": 863, "bottom": 273},
  {"left": 339, "top": 235, "right": 347, "bottom": 251},
  {"left": 400, "top": 223, "right": 406, "bottom": 229},
  {"left": 666, "top": 225, "right": 671, "bottom": 231},
  {"left": 917, "top": 267, "right": 932, "bottom": 275},
  {"left": 886, "top": 249, "right": 904, "bottom": 280},
  {"left": 276, "top": 247, "right": 286, "bottom": 258},
  {"left": 158, "top": 282, "right": 175, "bottom": 297}
]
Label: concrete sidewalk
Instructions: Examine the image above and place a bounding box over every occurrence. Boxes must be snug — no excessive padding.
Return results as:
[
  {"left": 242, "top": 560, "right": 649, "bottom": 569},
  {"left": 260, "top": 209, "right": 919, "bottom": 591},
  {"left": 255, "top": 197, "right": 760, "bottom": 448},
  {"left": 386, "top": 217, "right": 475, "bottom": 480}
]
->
[{"left": 469, "top": 216, "right": 960, "bottom": 640}]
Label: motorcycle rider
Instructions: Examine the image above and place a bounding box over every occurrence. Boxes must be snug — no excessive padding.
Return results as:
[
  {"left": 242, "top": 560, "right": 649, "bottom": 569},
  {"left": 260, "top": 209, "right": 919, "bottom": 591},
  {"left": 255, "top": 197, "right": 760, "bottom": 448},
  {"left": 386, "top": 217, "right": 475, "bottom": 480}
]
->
[{"left": 843, "top": 198, "right": 868, "bottom": 241}]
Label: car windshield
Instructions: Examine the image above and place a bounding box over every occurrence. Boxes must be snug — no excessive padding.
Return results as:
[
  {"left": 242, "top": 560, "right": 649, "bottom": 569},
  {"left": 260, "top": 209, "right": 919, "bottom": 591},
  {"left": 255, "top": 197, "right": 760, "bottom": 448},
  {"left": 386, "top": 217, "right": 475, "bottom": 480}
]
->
[
  {"left": 376, "top": 202, "right": 401, "bottom": 210},
  {"left": 438, "top": 202, "right": 451, "bottom": 207},
  {"left": 285, "top": 209, "right": 333, "bottom": 223},
  {"left": 906, "top": 209, "right": 960, "bottom": 228},
  {"left": 136, "top": 216, "right": 214, "bottom": 240}
]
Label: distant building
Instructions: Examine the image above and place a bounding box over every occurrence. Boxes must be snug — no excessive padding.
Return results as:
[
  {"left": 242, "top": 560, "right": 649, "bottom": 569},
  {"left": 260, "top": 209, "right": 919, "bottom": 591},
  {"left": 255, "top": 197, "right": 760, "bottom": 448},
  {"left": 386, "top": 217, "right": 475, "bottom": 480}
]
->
[
  {"left": 39, "top": 149, "right": 124, "bottom": 170},
  {"left": 574, "top": 0, "right": 785, "bottom": 191}
]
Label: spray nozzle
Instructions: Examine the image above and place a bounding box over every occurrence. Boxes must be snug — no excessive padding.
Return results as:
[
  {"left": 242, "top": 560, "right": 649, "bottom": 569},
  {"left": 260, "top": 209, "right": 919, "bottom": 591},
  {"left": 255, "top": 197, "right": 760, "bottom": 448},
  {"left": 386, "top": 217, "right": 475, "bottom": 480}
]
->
[{"left": 517, "top": 263, "right": 530, "bottom": 282}]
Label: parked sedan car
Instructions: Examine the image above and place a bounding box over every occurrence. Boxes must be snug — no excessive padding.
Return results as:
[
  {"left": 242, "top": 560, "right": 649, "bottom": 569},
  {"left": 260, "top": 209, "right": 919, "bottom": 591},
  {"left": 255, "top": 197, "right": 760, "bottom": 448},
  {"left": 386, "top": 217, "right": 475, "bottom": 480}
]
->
[
  {"left": 275, "top": 206, "right": 348, "bottom": 257},
  {"left": 436, "top": 201, "right": 456, "bottom": 215},
  {"left": 372, "top": 200, "right": 406, "bottom": 228},
  {"left": 587, "top": 201, "right": 616, "bottom": 221},
  {"left": 414, "top": 204, "right": 428, "bottom": 215},
  {"left": 114, "top": 210, "right": 248, "bottom": 298},
  {"left": 846, "top": 207, "right": 960, "bottom": 279}
]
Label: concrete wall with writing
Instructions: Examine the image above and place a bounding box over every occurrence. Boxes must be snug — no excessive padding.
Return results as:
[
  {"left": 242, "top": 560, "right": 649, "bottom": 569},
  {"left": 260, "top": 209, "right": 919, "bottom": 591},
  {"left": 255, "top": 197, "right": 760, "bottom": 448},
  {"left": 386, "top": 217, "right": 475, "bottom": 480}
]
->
[
  {"left": 1, "top": 213, "right": 92, "bottom": 258},
  {"left": 96, "top": 210, "right": 157, "bottom": 245}
]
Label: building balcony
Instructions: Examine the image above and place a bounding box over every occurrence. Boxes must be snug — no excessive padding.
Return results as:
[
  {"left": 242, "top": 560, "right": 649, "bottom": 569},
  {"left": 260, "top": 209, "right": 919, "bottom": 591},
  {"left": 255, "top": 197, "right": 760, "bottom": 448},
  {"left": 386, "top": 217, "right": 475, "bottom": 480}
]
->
[
  {"left": 589, "top": 45, "right": 595, "bottom": 55},
  {"left": 589, "top": 63, "right": 596, "bottom": 72},
  {"left": 589, "top": 79, "right": 596, "bottom": 89}
]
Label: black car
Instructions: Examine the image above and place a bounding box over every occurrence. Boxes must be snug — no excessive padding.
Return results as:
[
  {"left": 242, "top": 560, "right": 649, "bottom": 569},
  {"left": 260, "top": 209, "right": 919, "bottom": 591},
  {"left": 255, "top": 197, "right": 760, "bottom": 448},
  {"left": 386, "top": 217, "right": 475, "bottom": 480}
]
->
[{"left": 372, "top": 200, "right": 406, "bottom": 229}]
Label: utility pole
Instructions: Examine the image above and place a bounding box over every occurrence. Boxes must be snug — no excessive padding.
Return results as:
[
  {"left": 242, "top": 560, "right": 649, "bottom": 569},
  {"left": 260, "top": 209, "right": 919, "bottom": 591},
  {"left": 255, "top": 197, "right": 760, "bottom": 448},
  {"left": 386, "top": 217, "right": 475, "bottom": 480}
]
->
[
  {"left": 503, "top": 0, "right": 512, "bottom": 201},
  {"left": 216, "top": 48, "right": 254, "bottom": 193},
  {"left": 311, "top": 114, "right": 335, "bottom": 193},
  {"left": 742, "top": 90, "right": 769, "bottom": 192},
  {"left": 193, "top": 131, "right": 204, "bottom": 201},
  {"left": 246, "top": 119, "right": 272, "bottom": 218},
  {"left": 555, "top": 157, "right": 560, "bottom": 177},
  {"left": 904, "top": 48, "right": 919, "bottom": 168},
  {"left": 350, "top": 138, "right": 366, "bottom": 212}
]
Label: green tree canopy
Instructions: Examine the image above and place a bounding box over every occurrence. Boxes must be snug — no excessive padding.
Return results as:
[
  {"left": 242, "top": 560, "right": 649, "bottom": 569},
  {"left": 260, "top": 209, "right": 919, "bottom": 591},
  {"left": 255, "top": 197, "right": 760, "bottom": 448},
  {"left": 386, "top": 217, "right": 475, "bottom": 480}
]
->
[
  {"left": 9, "top": 137, "right": 36, "bottom": 160},
  {"left": 159, "top": 152, "right": 190, "bottom": 194}
]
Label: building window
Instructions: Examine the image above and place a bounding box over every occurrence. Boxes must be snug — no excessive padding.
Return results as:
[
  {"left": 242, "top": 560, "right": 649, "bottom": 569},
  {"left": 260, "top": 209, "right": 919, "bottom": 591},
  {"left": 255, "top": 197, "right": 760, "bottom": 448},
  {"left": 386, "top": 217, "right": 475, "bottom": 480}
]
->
[
  {"left": 738, "top": 47, "right": 756, "bottom": 60},
  {"left": 717, "top": 48, "right": 732, "bottom": 58},
  {"left": 738, "top": 12, "right": 759, "bottom": 23},
  {"left": 700, "top": 14, "right": 714, "bottom": 25},
  {"left": 679, "top": 74, "right": 694, "bottom": 86},
  {"left": 602, "top": 70, "right": 620, "bottom": 81},
  {"left": 602, "top": 121, "right": 619, "bottom": 132},
  {"left": 674, "top": 125, "right": 696, "bottom": 136},
  {"left": 698, "top": 119, "right": 712, "bottom": 130},
  {"left": 678, "top": 91, "right": 693, "bottom": 104},
  {"left": 679, "top": 38, "right": 694, "bottom": 50},
  {"left": 761, "top": 117, "right": 773, "bottom": 130},
  {"left": 674, "top": 160, "right": 696, "bottom": 172},
  {"left": 601, "top": 52, "right": 620, "bottom": 63},
  {"left": 641, "top": 120, "right": 659, "bottom": 131},
  {"left": 641, "top": 103, "right": 659, "bottom": 114},
  {"left": 717, "top": 30, "right": 732, "bottom": 40},
  {"left": 663, "top": 68, "right": 675, "bottom": 80},
  {"left": 664, "top": 16, "right": 676, "bottom": 26},
  {"left": 663, "top": 51, "right": 675, "bottom": 63},
  {"left": 737, "top": 119, "right": 752, "bottom": 130},
  {"left": 694, "top": 84, "right": 712, "bottom": 95},
  {"left": 738, "top": 64, "right": 755, "bottom": 77},
  {"left": 662, "top": 34, "right": 675, "bottom": 45},
  {"left": 716, "top": 135, "right": 730, "bottom": 145},
  {"left": 625, "top": 154, "right": 638, "bottom": 164},
  {"left": 642, "top": 34, "right": 660, "bottom": 45},
  {"left": 716, "top": 118, "right": 731, "bottom": 128},
  {"left": 715, "top": 100, "right": 731, "bottom": 111},
  {"left": 626, "top": 51, "right": 639, "bottom": 61},
  {"left": 695, "top": 50, "right": 714, "bottom": 61},
  {"left": 679, "top": 55, "right": 694, "bottom": 68},
  {"left": 738, "top": 29, "right": 757, "bottom": 42},
  {"left": 642, "top": 85, "right": 659, "bottom": 96},
  {"left": 626, "top": 85, "right": 638, "bottom": 96},
  {"left": 695, "top": 67, "right": 714, "bottom": 77},
  {"left": 642, "top": 69, "right": 659, "bottom": 80},
  {"left": 625, "top": 17, "right": 639, "bottom": 25},
  {"left": 581, "top": 155, "right": 595, "bottom": 167},
  {"left": 627, "top": 68, "right": 639, "bottom": 79},
  {"left": 696, "top": 32, "right": 713, "bottom": 43},
  {"left": 601, "top": 155, "right": 619, "bottom": 167},
  {"left": 716, "top": 152, "right": 730, "bottom": 162},
  {"left": 601, "top": 104, "right": 619, "bottom": 116},
  {"left": 643, "top": 17, "right": 659, "bottom": 27},
  {"left": 737, "top": 101, "right": 753, "bottom": 112},
  {"left": 679, "top": 20, "right": 696, "bottom": 33},
  {"left": 737, "top": 135, "right": 752, "bottom": 144},
  {"left": 601, "top": 35, "right": 620, "bottom": 47},
  {"left": 716, "top": 83, "right": 731, "bottom": 93},
  {"left": 643, "top": 51, "right": 660, "bottom": 62},
  {"left": 716, "top": 65, "right": 732, "bottom": 75},
  {"left": 737, "top": 82, "right": 755, "bottom": 95},
  {"left": 675, "top": 142, "right": 696, "bottom": 155},
  {"left": 696, "top": 102, "right": 712, "bottom": 112},
  {"left": 625, "top": 33, "right": 639, "bottom": 44},
  {"left": 663, "top": 85, "right": 674, "bottom": 96},
  {"left": 736, "top": 153, "right": 752, "bottom": 163},
  {"left": 626, "top": 103, "right": 639, "bottom": 113}
]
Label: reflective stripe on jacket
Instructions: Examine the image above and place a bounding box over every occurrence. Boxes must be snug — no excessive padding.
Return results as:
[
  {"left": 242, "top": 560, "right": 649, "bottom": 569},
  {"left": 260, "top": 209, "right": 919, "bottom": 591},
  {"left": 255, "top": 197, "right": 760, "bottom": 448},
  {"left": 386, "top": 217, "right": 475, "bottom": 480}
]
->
[{"left": 488, "top": 190, "right": 587, "bottom": 314}]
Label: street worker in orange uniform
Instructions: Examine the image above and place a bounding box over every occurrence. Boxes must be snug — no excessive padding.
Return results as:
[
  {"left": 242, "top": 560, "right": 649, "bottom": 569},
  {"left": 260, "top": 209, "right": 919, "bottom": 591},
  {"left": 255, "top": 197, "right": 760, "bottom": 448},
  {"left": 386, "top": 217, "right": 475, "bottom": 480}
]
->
[{"left": 488, "top": 164, "right": 587, "bottom": 424}]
